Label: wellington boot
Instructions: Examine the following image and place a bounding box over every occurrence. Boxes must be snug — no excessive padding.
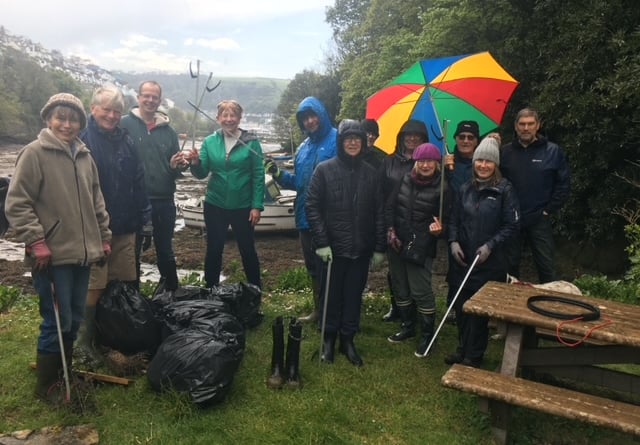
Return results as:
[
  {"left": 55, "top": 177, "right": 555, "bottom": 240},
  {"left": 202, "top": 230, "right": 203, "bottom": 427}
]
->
[
  {"left": 284, "top": 318, "right": 303, "bottom": 389},
  {"left": 382, "top": 283, "right": 400, "bottom": 322},
  {"left": 75, "top": 305, "right": 103, "bottom": 368},
  {"left": 415, "top": 313, "right": 436, "bottom": 357},
  {"left": 321, "top": 331, "right": 336, "bottom": 364},
  {"left": 35, "top": 353, "right": 62, "bottom": 402},
  {"left": 266, "top": 316, "right": 285, "bottom": 389},
  {"left": 339, "top": 334, "right": 363, "bottom": 367},
  {"left": 299, "top": 280, "right": 320, "bottom": 323},
  {"left": 387, "top": 305, "right": 416, "bottom": 343}
]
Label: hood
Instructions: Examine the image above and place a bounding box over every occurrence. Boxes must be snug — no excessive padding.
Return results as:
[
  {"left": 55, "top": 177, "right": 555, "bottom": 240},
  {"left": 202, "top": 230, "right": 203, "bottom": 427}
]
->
[
  {"left": 394, "top": 119, "right": 428, "bottom": 157},
  {"left": 129, "top": 106, "right": 171, "bottom": 127},
  {"left": 336, "top": 119, "right": 367, "bottom": 164},
  {"left": 295, "top": 96, "right": 333, "bottom": 142}
]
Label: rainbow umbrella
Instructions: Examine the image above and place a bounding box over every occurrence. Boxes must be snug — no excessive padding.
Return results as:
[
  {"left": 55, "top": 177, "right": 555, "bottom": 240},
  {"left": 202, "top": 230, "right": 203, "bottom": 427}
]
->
[{"left": 366, "top": 51, "right": 519, "bottom": 154}]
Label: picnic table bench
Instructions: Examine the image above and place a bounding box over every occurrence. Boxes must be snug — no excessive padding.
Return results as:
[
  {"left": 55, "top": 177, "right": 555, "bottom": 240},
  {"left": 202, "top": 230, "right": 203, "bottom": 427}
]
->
[{"left": 441, "top": 281, "right": 640, "bottom": 444}]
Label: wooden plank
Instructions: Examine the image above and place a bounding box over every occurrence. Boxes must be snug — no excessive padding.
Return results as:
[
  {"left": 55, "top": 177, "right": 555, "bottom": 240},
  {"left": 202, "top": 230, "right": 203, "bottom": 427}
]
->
[
  {"left": 28, "top": 362, "right": 132, "bottom": 386},
  {"left": 463, "top": 281, "right": 640, "bottom": 348},
  {"left": 441, "top": 364, "right": 640, "bottom": 436}
]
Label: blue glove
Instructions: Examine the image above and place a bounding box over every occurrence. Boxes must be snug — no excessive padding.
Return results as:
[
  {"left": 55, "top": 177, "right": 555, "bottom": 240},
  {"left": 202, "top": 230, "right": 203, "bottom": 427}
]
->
[
  {"left": 140, "top": 224, "right": 154, "bottom": 251},
  {"left": 475, "top": 244, "right": 491, "bottom": 264},
  {"left": 263, "top": 157, "right": 280, "bottom": 178},
  {"left": 315, "top": 246, "right": 333, "bottom": 263},
  {"left": 370, "top": 252, "right": 385, "bottom": 271}
]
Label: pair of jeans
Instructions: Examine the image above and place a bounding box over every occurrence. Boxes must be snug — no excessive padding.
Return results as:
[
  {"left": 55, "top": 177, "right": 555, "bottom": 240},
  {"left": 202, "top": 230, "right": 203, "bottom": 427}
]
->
[
  {"left": 203, "top": 202, "right": 261, "bottom": 288},
  {"left": 299, "top": 229, "right": 323, "bottom": 294},
  {"left": 506, "top": 215, "right": 556, "bottom": 283},
  {"left": 33, "top": 265, "right": 90, "bottom": 354},
  {"left": 149, "top": 198, "right": 179, "bottom": 290}
]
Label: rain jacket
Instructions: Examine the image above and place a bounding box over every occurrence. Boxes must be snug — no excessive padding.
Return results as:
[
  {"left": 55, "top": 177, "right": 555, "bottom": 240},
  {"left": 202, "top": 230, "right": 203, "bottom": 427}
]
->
[
  {"left": 306, "top": 123, "right": 385, "bottom": 259},
  {"left": 447, "top": 178, "right": 520, "bottom": 291},
  {"left": 120, "top": 107, "right": 182, "bottom": 200},
  {"left": 5, "top": 129, "right": 111, "bottom": 266},
  {"left": 500, "top": 136, "right": 570, "bottom": 228},
  {"left": 81, "top": 115, "right": 151, "bottom": 235},
  {"left": 386, "top": 170, "right": 450, "bottom": 260},
  {"left": 445, "top": 149, "right": 473, "bottom": 198},
  {"left": 275, "top": 97, "right": 337, "bottom": 230},
  {"left": 190, "top": 129, "right": 265, "bottom": 210},
  {"left": 380, "top": 119, "right": 429, "bottom": 203}
]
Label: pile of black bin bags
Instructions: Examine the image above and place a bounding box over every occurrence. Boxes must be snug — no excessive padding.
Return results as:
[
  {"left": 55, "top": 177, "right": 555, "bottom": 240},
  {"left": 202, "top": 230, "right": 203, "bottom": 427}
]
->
[{"left": 95, "top": 280, "right": 263, "bottom": 406}]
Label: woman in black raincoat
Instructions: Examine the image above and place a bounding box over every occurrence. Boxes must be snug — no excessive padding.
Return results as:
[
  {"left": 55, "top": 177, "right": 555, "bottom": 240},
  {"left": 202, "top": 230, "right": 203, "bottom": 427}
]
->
[{"left": 445, "top": 137, "right": 520, "bottom": 368}]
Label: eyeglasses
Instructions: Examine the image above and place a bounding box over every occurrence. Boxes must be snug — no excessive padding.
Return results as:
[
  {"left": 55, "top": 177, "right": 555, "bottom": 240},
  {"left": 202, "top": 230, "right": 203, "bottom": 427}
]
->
[
  {"left": 456, "top": 134, "right": 476, "bottom": 141},
  {"left": 344, "top": 135, "right": 362, "bottom": 143}
]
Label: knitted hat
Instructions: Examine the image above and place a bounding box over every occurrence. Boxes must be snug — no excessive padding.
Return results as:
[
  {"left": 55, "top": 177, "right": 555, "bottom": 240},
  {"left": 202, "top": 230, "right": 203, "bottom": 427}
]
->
[
  {"left": 412, "top": 143, "right": 441, "bottom": 161},
  {"left": 40, "top": 93, "right": 87, "bottom": 129},
  {"left": 361, "top": 119, "right": 379, "bottom": 136},
  {"left": 472, "top": 137, "right": 500, "bottom": 165},
  {"left": 454, "top": 120, "right": 480, "bottom": 139}
]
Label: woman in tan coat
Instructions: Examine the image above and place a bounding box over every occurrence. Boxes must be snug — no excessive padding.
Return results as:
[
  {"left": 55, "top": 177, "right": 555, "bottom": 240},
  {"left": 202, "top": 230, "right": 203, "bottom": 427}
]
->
[{"left": 5, "top": 93, "right": 111, "bottom": 402}]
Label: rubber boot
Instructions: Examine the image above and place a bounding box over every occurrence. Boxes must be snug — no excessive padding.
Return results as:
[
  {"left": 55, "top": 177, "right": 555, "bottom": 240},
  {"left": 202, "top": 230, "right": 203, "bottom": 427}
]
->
[
  {"left": 299, "top": 279, "right": 320, "bottom": 323},
  {"left": 382, "top": 273, "right": 400, "bottom": 322},
  {"left": 266, "top": 316, "right": 285, "bottom": 389},
  {"left": 164, "top": 261, "right": 179, "bottom": 292},
  {"left": 75, "top": 305, "right": 103, "bottom": 368},
  {"left": 321, "top": 331, "right": 337, "bottom": 364},
  {"left": 339, "top": 333, "right": 363, "bottom": 367},
  {"left": 387, "top": 305, "right": 416, "bottom": 343},
  {"left": 35, "top": 353, "right": 62, "bottom": 401},
  {"left": 415, "top": 313, "right": 436, "bottom": 357},
  {"left": 284, "top": 318, "right": 303, "bottom": 389}
]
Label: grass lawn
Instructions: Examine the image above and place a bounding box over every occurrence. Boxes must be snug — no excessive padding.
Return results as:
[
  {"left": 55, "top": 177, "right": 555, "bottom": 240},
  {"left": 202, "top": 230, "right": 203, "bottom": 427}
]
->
[{"left": 0, "top": 285, "right": 637, "bottom": 444}]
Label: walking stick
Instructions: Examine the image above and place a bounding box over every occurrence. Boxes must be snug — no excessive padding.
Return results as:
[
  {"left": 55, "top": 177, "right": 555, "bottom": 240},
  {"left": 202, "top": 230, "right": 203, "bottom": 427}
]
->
[
  {"left": 419, "top": 253, "right": 480, "bottom": 358},
  {"left": 318, "top": 258, "right": 332, "bottom": 364}
]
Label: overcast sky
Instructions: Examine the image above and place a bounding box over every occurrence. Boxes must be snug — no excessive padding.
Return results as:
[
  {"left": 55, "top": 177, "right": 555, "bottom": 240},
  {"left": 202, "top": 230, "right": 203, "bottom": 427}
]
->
[{"left": 1, "top": 0, "right": 335, "bottom": 79}]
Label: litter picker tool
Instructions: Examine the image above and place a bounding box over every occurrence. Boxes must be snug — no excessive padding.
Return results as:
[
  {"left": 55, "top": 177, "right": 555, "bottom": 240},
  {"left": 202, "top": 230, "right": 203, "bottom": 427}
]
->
[
  {"left": 48, "top": 270, "right": 71, "bottom": 402},
  {"left": 318, "top": 259, "right": 332, "bottom": 364},
  {"left": 182, "top": 60, "right": 221, "bottom": 151},
  {"left": 419, "top": 253, "right": 480, "bottom": 358}
]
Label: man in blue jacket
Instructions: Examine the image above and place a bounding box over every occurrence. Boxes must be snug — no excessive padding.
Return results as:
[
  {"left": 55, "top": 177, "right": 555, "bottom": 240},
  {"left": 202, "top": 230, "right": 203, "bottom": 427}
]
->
[
  {"left": 265, "top": 97, "right": 337, "bottom": 322},
  {"left": 500, "top": 108, "right": 570, "bottom": 283},
  {"left": 79, "top": 85, "right": 152, "bottom": 365}
]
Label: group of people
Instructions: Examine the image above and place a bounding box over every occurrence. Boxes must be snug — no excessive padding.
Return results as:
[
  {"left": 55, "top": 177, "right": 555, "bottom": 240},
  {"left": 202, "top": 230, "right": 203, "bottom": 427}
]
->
[
  {"left": 267, "top": 99, "right": 570, "bottom": 369},
  {"left": 5, "top": 81, "right": 190, "bottom": 400},
  {"left": 4, "top": 80, "right": 570, "bottom": 400}
]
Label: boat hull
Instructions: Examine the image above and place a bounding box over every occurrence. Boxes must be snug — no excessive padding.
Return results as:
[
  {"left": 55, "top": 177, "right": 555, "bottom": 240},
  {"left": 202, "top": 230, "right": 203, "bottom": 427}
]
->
[{"left": 181, "top": 197, "right": 296, "bottom": 232}]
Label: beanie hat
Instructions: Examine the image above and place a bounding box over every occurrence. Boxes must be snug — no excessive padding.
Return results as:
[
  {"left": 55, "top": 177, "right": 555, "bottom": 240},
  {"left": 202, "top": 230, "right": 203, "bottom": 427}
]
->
[
  {"left": 40, "top": 93, "right": 87, "bottom": 129},
  {"left": 361, "top": 119, "right": 379, "bottom": 136},
  {"left": 454, "top": 120, "right": 480, "bottom": 139},
  {"left": 472, "top": 137, "right": 500, "bottom": 165},
  {"left": 412, "top": 143, "right": 441, "bottom": 162}
]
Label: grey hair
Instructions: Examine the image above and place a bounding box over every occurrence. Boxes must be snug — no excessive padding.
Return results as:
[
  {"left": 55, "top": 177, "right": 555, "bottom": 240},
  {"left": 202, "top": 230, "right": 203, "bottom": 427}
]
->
[
  {"left": 515, "top": 107, "right": 540, "bottom": 123},
  {"left": 91, "top": 84, "right": 125, "bottom": 112}
]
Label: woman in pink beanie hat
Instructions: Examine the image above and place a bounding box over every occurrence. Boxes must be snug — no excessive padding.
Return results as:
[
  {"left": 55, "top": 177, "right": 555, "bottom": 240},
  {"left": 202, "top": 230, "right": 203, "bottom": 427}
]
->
[{"left": 385, "top": 142, "right": 451, "bottom": 357}]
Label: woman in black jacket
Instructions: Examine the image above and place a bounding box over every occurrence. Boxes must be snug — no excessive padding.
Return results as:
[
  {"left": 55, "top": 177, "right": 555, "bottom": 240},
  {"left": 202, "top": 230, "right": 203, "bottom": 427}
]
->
[
  {"left": 445, "top": 137, "right": 520, "bottom": 368},
  {"left": 386, "top": 143, "right": 450, "bottom": 357},
  {"left": 306, "top": 120, "right": 386, "bottom": 366}
]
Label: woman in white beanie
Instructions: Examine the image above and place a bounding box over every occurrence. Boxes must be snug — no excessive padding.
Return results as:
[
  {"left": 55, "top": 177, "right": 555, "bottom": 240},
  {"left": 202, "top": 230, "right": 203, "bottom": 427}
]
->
[
  {"left": 444, "top": 136, "right": 520, "bottom": 368},
  {"left": 5, "top": 93, "right": 111, "bottom": 402}
]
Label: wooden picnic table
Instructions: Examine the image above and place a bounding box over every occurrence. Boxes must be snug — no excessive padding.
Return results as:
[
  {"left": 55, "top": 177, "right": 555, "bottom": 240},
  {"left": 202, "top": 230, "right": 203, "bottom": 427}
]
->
[{"left": 442, "top": 280, "right": 640, "bottom": 444}]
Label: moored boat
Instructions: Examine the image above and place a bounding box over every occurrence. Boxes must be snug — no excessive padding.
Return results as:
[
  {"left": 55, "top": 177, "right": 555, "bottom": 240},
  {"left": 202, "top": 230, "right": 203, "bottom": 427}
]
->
[{"left": 180, "top": 179, "right": 296, "bottom": 232}]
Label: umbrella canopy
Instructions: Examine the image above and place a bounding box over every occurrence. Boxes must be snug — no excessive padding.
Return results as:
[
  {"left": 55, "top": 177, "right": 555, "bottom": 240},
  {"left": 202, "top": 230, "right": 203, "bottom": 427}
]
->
[{"left": 366, "top": 51, "right": 518, "bottom": 154}]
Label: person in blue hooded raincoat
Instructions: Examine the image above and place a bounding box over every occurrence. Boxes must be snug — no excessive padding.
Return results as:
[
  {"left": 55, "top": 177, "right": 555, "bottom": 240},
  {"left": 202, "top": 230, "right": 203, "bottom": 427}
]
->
[{"left": 264, "top": 97, "right": 337, "bottom": 323}]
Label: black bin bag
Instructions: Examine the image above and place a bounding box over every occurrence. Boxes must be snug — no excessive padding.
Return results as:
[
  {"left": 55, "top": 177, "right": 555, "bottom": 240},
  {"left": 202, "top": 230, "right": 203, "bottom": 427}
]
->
[
  {"left": 147, "top": 325, "right": 244, "bottom": 406},
  {"left": 208, "top": 282, "right": 262, "bottom": 328},
  {"left": 95, "top": 280, "right": 162, "bottom": 354}
]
